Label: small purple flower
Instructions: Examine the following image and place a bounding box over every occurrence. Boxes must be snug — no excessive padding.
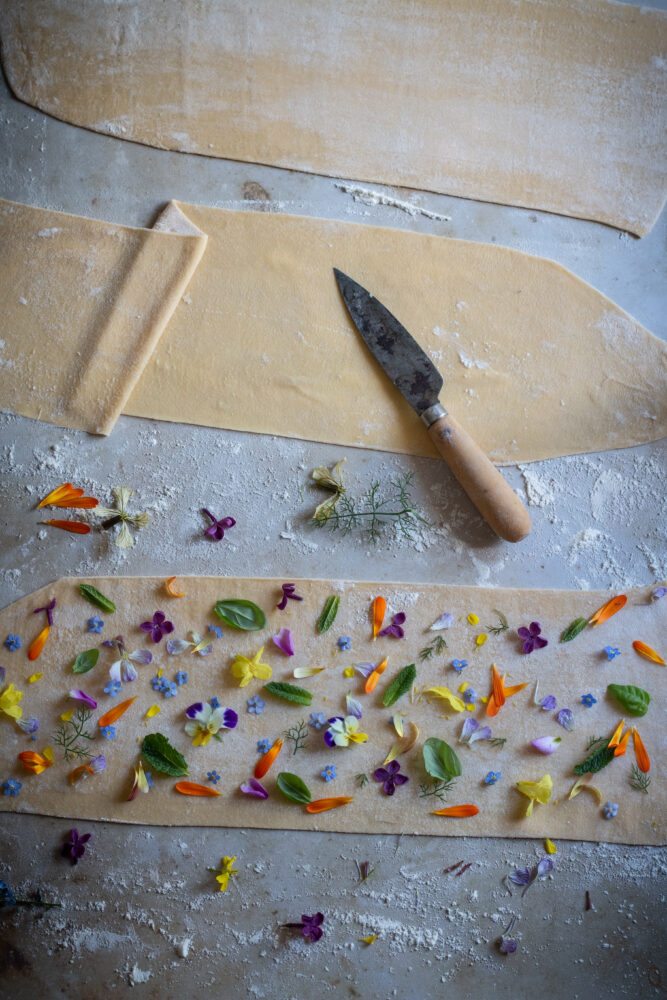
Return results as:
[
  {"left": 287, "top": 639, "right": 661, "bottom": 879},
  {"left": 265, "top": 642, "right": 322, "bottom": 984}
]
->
[
  {"left": 16, "top": 716, "right": 39, "bottom": 736},
  {"left": 88, "top": 755, "right": 106, "bottom": 774},
  {"left": 508, "top": 867, "right": 532, "bottom": 886},
  {"left": 557, "top": 708, "right": 574, "bottom": 731},
  {"left": 202, "top": 508, "right": 236, "bottom": 541},
  {"left": 379, "top": 613, "right": 406, "bottom": 639},
  {"left": 62, "top": 828, "right": 91, "bottom": 865},
  {"left": 241, "top": 777, "right": 269, "bottom": 799},
  {"left": 603, "top": 801, "right": 618, "bottom": 820},
  {"left": 34, "top": 598, "right": 56, "bottom": 626},
  {"left": 321, "top": 765, "right": 336, "bottom": 782},
  {"left": 87, "top": 616, "right": 104, "bottom": 634},
  {"left": 207, "top": 770, "right": 221, "bottom": 784},
  {"left": 499, "top": 938, "right": 517, "bottom": 955},
  {"left": 604, "top": 646, "right": 620, "bottom": 661},
  {"left": 540, "top": 695, "right": 557, "bottom": 711},
  {"left": 452, "top": 659, "right": 467, "bottom": 672},
  {"left": 69, "top": 689, "right": 97, "bottom": 711},
  {"left": 484, "top": 771, "right": 501, "bottom": 784},
  {"left": 337, "top": 636, "right": 352, "bottom": 651},
  {"left": 309, "top": 712, "right": 326, "bottom": 730},
  {"left": 373, "top": 760, "right": 409, "bottom": 796},
  {"left": 459, "top": 717, "right": 492, "bottom": 744},
  {"left": 247, "top": 694, "right": 265, "bottom": 715},
  {"left": 140, "top": 611, "right": 174, "bottom": 643},
  {"left": 517, "top": 622, "right": 548, "bottom": 654},
  {"left": 295, "top": 912, "right": 325, "bottom": 942},
  {"left": 272, "top": 627, "right": 295, "bottom": 656},
  {"left": 277, "top": 583, "right": 303, "bottom": 610},
  {"left": 581, "top": 693, "right": 597, "bottom": 708},
  {"left": 100, "top": 725, "right": 116, "bottom": 739},
  {"left": 2, "top": 778, "right": 21, "bottom": 797},
  {"left": 4, "top": 634, "right": 21, "bottom": 651},
  {"left": 463, "top": 687, "right": 477, "bottom": 704},
  {"left": 651, "top": 586, "right": 667, "bottom": 601}
]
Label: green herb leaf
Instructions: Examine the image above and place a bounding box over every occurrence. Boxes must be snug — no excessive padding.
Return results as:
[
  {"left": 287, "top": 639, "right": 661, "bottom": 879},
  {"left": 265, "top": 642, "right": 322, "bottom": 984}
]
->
[
  {"left": 141, "top": 733, "right": 188, "bottom": 776},
  {"left": 607, "top": 683, "right": 651, "bottom": 717},
  {"left": 382, "top": 663, "right": 417, "bottom": 707},
  {"left": 264, "top": 681, "right": 312, "bottom": 706},
  {"left": 573, "top": 743, "right": 615, "bottom": 775},
  {"left": 71, "top": 648, "right": 99, "bottom": 674},
  {"left": 560, "top": 617, "right": 588, "bottom": 642},
  {"left": 78, "top": 584, "right": 116, "bottom": 613},
  {"left": 214, "top": 599, "right": 267, "bottom": 631},
  {"left": 277, "top": 772, "right": 312, "bottom": 804},
  {"left": 317, "top": 595, "right": 340, "bottom": 633},
  {"left": 422, "top": 737, "right": 462, "bottom": 781}
]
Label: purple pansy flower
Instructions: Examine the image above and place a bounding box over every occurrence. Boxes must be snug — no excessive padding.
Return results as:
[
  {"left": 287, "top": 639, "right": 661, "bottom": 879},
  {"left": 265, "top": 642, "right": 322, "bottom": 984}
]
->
[
  {"left": 240, "top": 777, "right": 269, "bottom": 799},
  {"left": 517, "top": 622, "right": 548, "bottom": 654},
  {"left": 184, "top": 702, "right": 238, "bottom": 745},
  {"left": 379, "top": 613, "right": 406, "bottom": 639},
  {"left": 373, "top": 760, "right": 409, "bottom": 795},
  {"left": 277, "top": 583, "right": 302, "bottom": 610},
  {"left": 272, "top": 627, "right": 295, "bottom": 656},
  {"left": 62, "top": 828, "right": 91, "bottom": 865},
  {"left": 201, "top": 508, "right": 236, "bottom": 541},
  {"left": 140, "top": 611, "right": 174, "bottom": 643}
]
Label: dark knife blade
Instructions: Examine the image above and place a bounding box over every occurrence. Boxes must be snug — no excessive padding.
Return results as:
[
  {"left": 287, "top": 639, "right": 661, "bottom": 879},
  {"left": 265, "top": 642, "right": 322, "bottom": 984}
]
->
[{"left": 333, "top": 268, "right": 443, "bottom": 417}]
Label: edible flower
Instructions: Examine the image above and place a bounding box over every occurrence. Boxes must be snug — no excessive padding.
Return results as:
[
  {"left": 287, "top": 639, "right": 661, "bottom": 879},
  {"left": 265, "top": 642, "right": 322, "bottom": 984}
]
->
[
  {"left": 632, "top": 640, "right": 665, "bottom": 665},
  {"left": 94, "top": 486, "right": 150, "bottom": 548},
  {"left": 167, "top": 631, "right": 215, "bottom": 656},
  {"left": 128, "top": 760, "right": 151, "bottom": 800},
  {"left": 431, "top": 804, "right": 479, "bottom": 817},
  {"left": 284, "top": 912, "right": 325, "bottom": 942},
  {"left": 16, "top": 716, "right": 39, "bottom": 736},
  {"left": 516, "top": 774, "right": 553, "bottom": 817},
  {"left": 602, "top": 802, "right": 618, "bottom": 820},
  {"left": 272, "top": 627, "right": 295, "bottom": 656},
  {"left": 372, "top": 596, "right": 386, "bottom": 638},
  {"left": 321, "top": 765, "right": 336, "bottom": 782},
  {"left": 139, "top": 611, "right": 174, "bottom": 643},
  {"left": 588, "top": 594, "right": 626, "bottom": 626},
  {"left": 309, "top": 712, "right": 327, "bottom": 730},
  {"left": 508, "top": 857, "right": 553, "bottom": 895},
  {"left": 201, "top": 508, "right": 236, "bottom": 541},
  {"left": 175, "top": 781, "right": 222, "bottom": 797},
  {"left": 306, "top": 797, "right": 353, "bottom": 813},
  {"left": 257, "top": 738, "right": 271, "bottom": 754},
  {"left": 580, "top": 693, "right": 597, "bottom": 708},
  {"left": 486, "top": 665, "right": 529, "bottom": 717},
  {"left": 277, "top": 583, "right": 303, "bottom": 609},
  {"left": 632, "top": 727, "right": 650, "bottom": 772},
  {"left": 604, "top": 646, "right": 620, "bottom": 661},
  {"left": 247, "top": 695, "right": 265, "bottom": 714},
  {"left": 2, "top": 778, "right": 22, "bottom": 796},
  {"left": 4, "top": 634, "right": 22, "bottom": 651},
  {"left": 311, "top": 458, "right": 346, "bottom": 523},
  {"left": 517, "top": 622, "right": 548, "bottom": 654},
  {"left": 429, "top": 612, "right": 453, "bottom": 631},
  {"left": 337, "top": 636, "right": 352, "bottom": 650},
  {"left": 452, "top": 659, "right": 467, "bottom": 672},
  {"left": 107, "top": 636, "right": 152, "bottom": 682},
  {"left": 42, "top": 519, "right": 90, "bottom": 534},
  {"left": 70, "top": 754, "right": 106, "bottom": 784},
  {"left": 459, "top": 717, "right": 492, "bottom": 744},
  {"left": 100, "top": 725, "right": 116, "bottom": 739},
  {"left": 231, "top": 647, "right": 272, "bottom": 686},
  {"left": 62, "top": 828, "right": 91, "bottom": 865},
  {"left": 324, "top": 715, "right": 368, "bottom": 748},
  {"left": 557, "top": 708, "right": 574, "bottom": 731},
  {"left": 374, "top": 760, "right": 409, "bottom": 795},
  {"left": 214, "top": 856, "right": 238, "bottom": 892},
  {"left": 364, "top": 657, "right": 388, "bottom": 693},
  {"left": 28, "top": 625, "right": 50, "bottom": 661},
  {"left": 184, "top": 702, "right": 238, "bottom": 746},
  {"left": 254, "top": 738, "right": 283, "bottom": 779},
  {"left": 498, "top": 916, "right": 518, "bottom": 955},
  {"left": 17, "top": 746, "right": 54, "bottom": 774},
  {"left": 69, "top": 689, "right": 98, "bottom": 711},
  {"left": 97, "top": 696, "right": 137, "bottom": 728},
  {"left": 379, "top": 612, "right": 406, "bottom": 638},
  {"left": 87, "top": 616, "right": 104, "bottom": 634},
  {"left": 651, "top": 586, "right": 667, "bottom": 601},
  {"left": 423, "top": 686, "right": 465, "bottom": 712},
  {"left": 531, "top": 736, "right": 562, "bottom": 755},
  {"left": 0, "top": 682, "right": 23, "bottom": 720},
  {"left": 484, "top": 771, "right": 501, "bottom": 784},
  {"left": 37, "top": 482, "right": 98, "bottom": 508},
  {"left": 240, "top": 777, "right": 269, "bottom": 799},
  {"left": 345, "top": 692, "right": 364, "bottom": 719}
]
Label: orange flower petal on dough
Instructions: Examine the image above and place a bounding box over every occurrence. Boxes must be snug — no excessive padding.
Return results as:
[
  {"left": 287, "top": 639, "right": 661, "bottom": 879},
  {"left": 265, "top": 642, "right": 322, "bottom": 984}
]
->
[
  {"left": 613, "top": 729, "right": 631, "bottom": 757},
  {"left": 18, "top": 747, "right": 54, "bottom": 774},
  {"left": 588, "top": 594, "right": 626, "bottom": 626},
  {"left": 28, "top": 625, "right": 50, "bottom": 661},
  {"left": 49, "top": 496, "right": 98, "bottom": 509},
  {"left": 174, "top": 781, "right": 222, "bottom": 796},
  {"left": 365, "top": 656, "right": 388, "bottom": 694},
  {"left": 632, "top": 728, "right": 650, "bottom": 773},
  {"left": 632, "top": 640, "right": 665, "bottom": 665},
  {"left": 608, "top": 719, "right": 625, "bottom": 748},
  {"left": 43, "top": 520, "right": 91, "bottom": 534},
  {"left": 431, "top": 804, "right": 479, "bottom": 817},
  {"left": 37, "top": 483, "right": 79, "bottom": 508},
  {"left": 97, "top": 697, "right": 137, "bottom": 729},
  {"left": 165, "top": 576, "right": 185, "bottom": 598},
  {"left": 254, "top": 738, "right": 283, "bottom": 780},
  {"left": 502, "top": 681, "right": 529, "bottom": 697},
  {"left": 306, "top": 796, "right": 354, "bottom": 813},
  {"left": 372, "top": 596, "right": 386, "bottom": 638}
]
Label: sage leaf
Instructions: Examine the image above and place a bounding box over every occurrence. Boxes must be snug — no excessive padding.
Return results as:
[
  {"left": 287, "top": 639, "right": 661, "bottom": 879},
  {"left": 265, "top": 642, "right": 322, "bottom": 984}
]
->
[
  {"left": 78, "top": 584, "right": 116, "bottom": 613},
  {"left": 264, "top": 681, "right": 312, "bottom": 706},
  {"left": 382, "top": 663, "right": 417, "bottom": 707},
  {"left": 560, "top": 617, "right": 588, "bottom": 642},
  {"left": 141, "top": 733, "right": 188, "bottom": 776},
  {"left": 423, "top": 737, "right": 462, "bottom": 781},
  {"left": 573, "top": 743, "right": 615, "bottom": 775},
  {"left": 317, "top": 595, "right": 340, "bottom": 633},
  {"left": 277, "top": 772, "right": 312, "bottom": 804},
  {"left": 214, "top": 599, "right": 267, "bottom": 631},
  {"left": 607, "top": 683, "right": 651, "bottom": 717},
  {"left": 71, "top": 648, "right": 99, "bottom": 674}
]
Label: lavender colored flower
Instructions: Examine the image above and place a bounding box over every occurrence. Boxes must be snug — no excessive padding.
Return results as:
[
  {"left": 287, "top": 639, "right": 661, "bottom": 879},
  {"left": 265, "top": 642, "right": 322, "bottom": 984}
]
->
[
  {"left": 201, "top": 508, "right": 236, "bottom": 541},
  {"left": 557, "top": 708, "right": 574, "bottom": 731},
  {"left": 508, "top": 867, "right": 532, "bottom": 886},
  {"left": 277, "top": 583, "right": 302, "bottom": 610},
  {"left": 62, "top": 828, "right": 91, "bottom": 865},
  {"left": 210, "top": 696, "right": 221, "bottom": 709},
  {"left": 337, "top": 636, "right": 352, "bottom": 651},
  {"left": 581, "top": 692, "right": 597, "bottom": 708},
  {"left": 531, "top": 736, "right": 561, "bottom": 754},
  {"left": 247, "top": 694, "right": 265, "bottom": 715},
  {"left": 16, "top": 716, "right": 39, "bottom": 736},
  {"left": 459, "top": 717, "right": 492, "bottom": 744},
  {"left": 379, "top": 613, "right": 406, "bottom": 639},
  {"left": 208, "top": 625, "right": 224, "bottom": 638},
  {"left": 295, "top": 912, "right": 325, "bottom": 942},
  {"left": 69, "top": 689, "right": 97, "bottom": 710},
  {"left": 651, "top": 586, "right": 667, "bottom": 601},
  {"left": 452, "top": 659, "right": 467, "bottom": 672},
  {"left": 463, "top": 687, "right": 477, "bottom": 704},
  {"left": 87, "top": 616, "right": 104, "bottom": 634},
  {"left": 321, "top": 765, "right": 336, "bottom": 782},
  {"left": 499, "top": 937, "right": 518, "bottom": 955},
  {"left": 241, "top": 777, "right": 269, "bottom": 799},
  {"left": 2, "top": 778, "right": 21, "bottom": 797},
  {"left": 603, "top": 801, "right": 618, "bottom": 820},
  {"left": 374, "top": 760, "right": 409, "bottom": 796},
  {"left": 604, "top": 646, "right": 620, "bottom": 661},
  {"left": 517, "top": 621, "right": 548, "bottom": 654},
  {"left": 309, "top": 712, "right": 327, "bottom": 730},
  {"left": 272, "top": 627, "right": 295, "bottom": 656},
  {"left": 4, "top": 634, "right": 22, "bottom": 651},
  {"left": 140, "top": 611, "right": 174, "bottom": 643},
  {"left": 88, "top": 755, "right": 106, "bottom": 774},
  {"left": 484, "top": 771, "right": 501, "bottom": 784},
  {"left": 540, "top": 695, "right": 557, "bottom": 711}
]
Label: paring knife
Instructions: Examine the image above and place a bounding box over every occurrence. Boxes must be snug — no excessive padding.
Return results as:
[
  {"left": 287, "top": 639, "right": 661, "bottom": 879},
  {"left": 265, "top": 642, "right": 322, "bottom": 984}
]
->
[{"left": 333, "top": 269, "right": 531, "bottom": 543}]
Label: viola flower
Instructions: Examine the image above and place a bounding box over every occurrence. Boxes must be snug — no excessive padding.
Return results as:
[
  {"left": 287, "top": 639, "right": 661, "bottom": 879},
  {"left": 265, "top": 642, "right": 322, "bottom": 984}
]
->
[
  {"left": 2, "top": 778, "right": 22, "bottom": 797},
  {"left": 277, "top": 583, "right": 303, "bottom": 609},
  {"left": 104, "top": 680, "right": 122, "bottom": 697},
  {"left": 70, "top": 754, "right": 106, "bottom": 784},
  {"left": 207, "top": 770, "right": 221, "bottom": 784},
  {"left": 214, "top": 855, "right": 238, "bottom": 892},
  {"left": 517, "top": 622, "right": 548, "bottom": 654},
  {"left": 139, "top": 611, "right": 174, "bottom": 643},
  {"left": 107, "top": 636, "right": 152, "bottom": 683},
  {"left": 87, "top": 616, "right": 104, "bottom": 634},
  {"left": 201, "top": 508, "right": 236, "bottom": 541},
  {"left": 540, "top": 695, "right": 557, "bottom": 711},
  {"left": 484, "top": 771, "right": 501, "bottom": 784},
  {"left": 459, "top": 717, "right": 492, "bottom": 744},
  {"left": 321, "top": 765, "right": 336, "bottom": 782},
  {"left": 581, "top": 693, "right": 597, "bottom": 708},
  {"left": 257, "top": 738, "right": 271, "bottom": 755},
  {"left": 324, "top": 715, "right": 368, "bottom": 748},
  {"left": 100, "top": 725, "right": 116, "bottom": 739},
  {"left": 185, "top": 702, "right": 238, "bottom": 746},
  {"left": 272, "top": 628, "right": 295, "bottom": 656},
  {"left": 604, "top": 646, "right": 620, "bottom": 661},
  {"left": 285, "top": 912, "right": 325, "bottom": 942},
  {"left": 94, "top": 486, "right": 150, "bottom": 548},
  {"left": 4, "top": 634, "right": 21, "bottom": 651},
  {"left": 557, "top": 708, "right": 574, "bottom": 731},
  {"left": 337, "top": 636, "right": 352, "bottom": 651},
  {"left": 374, "top": 760, "right": 409, "bottom": 795},
  {"left": 452, "top": 659, "right": 468, "bottom": 672},
  {"left": 241, "top": 777, "right": 269, "bottom": 799},
  {"left": 176, "top": 671, "right": 188, "bottom": 686},
  {"left": 602, "top": 802, "right": 618, "bottom": 820},
  {"left": 379, "top": 613, "right": 406, "bottom": 639},
  {"left": 231, "top": 647, "right": 272, "bottom": 686},
  {"left": 531, "top": 736, "right": 562, "bottom": 755},
  {"left": 247, "top": 695, "right": 266, "bottom": 715},
  {"left": 62, "top": 828, "right": 91, "bottom": 865},
  {"left": 0, "top": 682, "right": 24, "bottom": 720}
]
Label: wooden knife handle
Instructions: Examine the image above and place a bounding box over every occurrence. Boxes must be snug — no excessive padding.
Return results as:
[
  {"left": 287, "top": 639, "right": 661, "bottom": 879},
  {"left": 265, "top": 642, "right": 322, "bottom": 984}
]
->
[{"left": 427, "top": 413, "right": 531, "bottom": 542}]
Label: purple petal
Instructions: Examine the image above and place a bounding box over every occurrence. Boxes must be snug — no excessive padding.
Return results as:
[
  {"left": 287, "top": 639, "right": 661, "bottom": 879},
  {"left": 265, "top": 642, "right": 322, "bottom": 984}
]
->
[
  {"left": 241, "top": 777, "right": 269, "bottom": 799},
  {"left": 323, "top": 730, "right": 335, "bottom": 748},
  {"left": 153, "top": 611, "right": 165, "bottom": 625},
  {"left": 374, "top": 767, "right": 390, "bottom": 782},
  {"left": 129, "top": 649, "right": 153, "bottom": 665},
  {"left": 222, "top": 708, "right": 238, "bottom": 729},
  {"left": 392, "top": 773, "right": 409, "bottom": 786},
  {"left": 272, "top": 627, "right": 295, "bottom": 656},
  {"left": 517, "top": 627, "right": 530, "bottom": 640},
  {"left": 469, "top": 725, "right": 492, "bottom": 743},
  {"left": 509, "top": 867, "right": 533, "bottom": 886},
  {"left": 393, "top": 613, "right": 406, "bottom": 625},
  {"left": 540, "top": 695, "right": 557, "bottom": 711},
  {"left": 69, "top": 689, "right": 98, "bottom": 710},
  {"left": 529, "top": 622, "right": 541, "bottom": 636},
  {"left": 162, "top": 620, "right": 174, "bottom": 635},
  {"left": 220, "top": 517, "right": 236, "bottom": 529},
  {"left": 167, "top": 638, "right": 190, "bottom": 655},
  {"left": 534, "top": 635, "right": 548, "bottom": 649},
  {"left": 536, "top": 858, "right": 554, "bottom": 877},
  {"left": 345, "top": 693, "right": 363, "bottom": 719},
  {"left": 500, "top": 938, "right": 517, "bottom": 954},
  {"left": 522, "top": 640, "right": 534, "bottom": 654},
  {"left": 531, "top": 736, "right": 561, "bottom": 755},
  {"left": 384, "top": 780, "right": 396, "bottom": 796},
  {"left": 386, "top": 760, "right": 400, "bottom": 775},
  {"left": 557, "top": 708, "right": 575, "bottom": 731},
  {"left": 197, "top": 644, "right": 214, "bottom": 656},
  {"left": 461, "top": 717, "right": 480, "bottom": 740},
  {"left": 353, "top": 662, "right": 376, "bottom": 678},
  {"left": 185, "top": 701, "right": 204, "bottom": 719}
]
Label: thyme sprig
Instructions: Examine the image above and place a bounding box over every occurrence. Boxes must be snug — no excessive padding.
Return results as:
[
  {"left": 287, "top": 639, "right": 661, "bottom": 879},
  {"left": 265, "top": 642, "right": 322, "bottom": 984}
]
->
[
  {"left": 630, "top": 764, "right": 651, "bottom": 794},
  {"left": 356, "top": 773, "right": 369, "bottom": 788},
  {"left": 418, "top": 779, "right": 456, "bottom": 802},
  {"left": 486, "top": 610, "right": 509, "bottom": 635},
  {"left": 419, "top": 635, "right": 447, "bottom": 661},
  {"left": 53, "top": 706, "right": 95, "bottom": 760},
  {"left": 312, "top": 473, "right": 428, "bottom": 544},
  {"left": 488, "top": 737, "right": 508, "bottom": 749},
  {"left": 283, "top": 719, "right": 308, "bottom": 755}
]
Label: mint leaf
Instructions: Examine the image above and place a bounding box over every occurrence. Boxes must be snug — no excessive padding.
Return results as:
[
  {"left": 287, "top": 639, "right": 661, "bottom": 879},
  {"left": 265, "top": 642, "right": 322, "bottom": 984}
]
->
[
  {"left": 78, "top": 584, "right": 116, "bottom": 613},
  {"left": 317, "top": 596, "right": 340, "bottom": 633},
  {"left": 423, "top": 737, "right": 462, "bottom": 781},
  {"left": 264, "top": 682, "right": 312, "bottom": 706},
  {"left": 214, "top": 599, "right": 267, "bottom": 631},
  {"left": 607, "top": 683, "right": 651, "bottom": 717},
  {"left": 71, "top": 648, "right": 99, "bottom": 674},
  {"left": 382, "top": 663, "right": 416, "bottom": 707},
  {"left": 277, "top": 772, "right": 312, "bottom": 804},
  {"left": 141, "top": 733, "right": 188, "bottom": 776}
]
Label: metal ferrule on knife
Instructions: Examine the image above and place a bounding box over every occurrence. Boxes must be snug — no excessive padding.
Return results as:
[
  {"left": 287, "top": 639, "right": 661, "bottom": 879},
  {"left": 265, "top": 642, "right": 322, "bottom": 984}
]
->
[{"left": 420, "top": 403, "right": 448, "bottom": 428}]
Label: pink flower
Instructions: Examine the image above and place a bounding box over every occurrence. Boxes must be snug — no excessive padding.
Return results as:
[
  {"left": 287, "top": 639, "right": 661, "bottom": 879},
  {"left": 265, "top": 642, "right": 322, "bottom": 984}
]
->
[
  {"left": 531, "top": 736, "right": 562, "bottom": 754},
  {"left": 272, "top": 627, "right": 295, "bottom": 656}
]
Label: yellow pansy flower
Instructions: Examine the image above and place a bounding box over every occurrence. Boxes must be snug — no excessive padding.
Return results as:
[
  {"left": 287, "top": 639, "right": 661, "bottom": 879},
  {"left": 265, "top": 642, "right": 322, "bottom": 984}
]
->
[
  {"left": 231, "top": 648, "right": 272, "bottom": 687},
  {"left": 516, "top": 774, "right": 553, "bottom": 817},
  {"left": 0, "top": 682, "right": 24, "bottom": 720},
  {"left": 215, "top": 856, "right": 239, "bottom": 892}
]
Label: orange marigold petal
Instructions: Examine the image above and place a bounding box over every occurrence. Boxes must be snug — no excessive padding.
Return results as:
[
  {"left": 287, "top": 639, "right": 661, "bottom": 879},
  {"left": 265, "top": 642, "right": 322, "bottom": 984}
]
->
[
  {"left": 632, "top": 728, "right": 650, "bottom": 773},
  {"left": 613, "top": 729, "right": 631, "bottom": 757},
  {"left": 492, "top": 665, "right": 505, "bottom": 706},
  {"left": 37, "top": 483, "right": 78, "bottom": 508},
  {"left": 502, "top": 681, "right": 529, "bottom": 697},
  {"left": 632, "top": 640, "right": 665, "bottom": 665},
  {"left": 165, "top": 576, "right": 185, "bottom": 598},
  {"left": 306, "top": 796, "right": 353, "bottom": 813},
  {"left": 18, "top": 750, "right": 54, "bottom": 774},
  {"left": 254, "top": 738, "right": 283, "bottom": 780},
  {"left": 28, "top": 625, "right": 50, "bottom": 661},
  {"left": 43, "top": 519, "right": 91, "bottom": 534},
  {"left": 431, "top": 804, "right": 480, "bottom": 817},
  {"left": 588, "top": 594, "right": 627, "bottom": 626},
  {"left": 50, "top": 496, "right": 98, "bottom": 509},
  {"left": 372, "top": 596, "right": 386, "bottom": 638},
  {"left": 365, "top": 656, "right": 388, "bottom": 694},
  {"left": 174, "top": 781, "right": 222, "bottom": 796},
  {"left": 97, "top": 697, "right": 137, "bottom": 728},
  {"left": 608, "top": 719, "right": 625, "bottom": 748}
]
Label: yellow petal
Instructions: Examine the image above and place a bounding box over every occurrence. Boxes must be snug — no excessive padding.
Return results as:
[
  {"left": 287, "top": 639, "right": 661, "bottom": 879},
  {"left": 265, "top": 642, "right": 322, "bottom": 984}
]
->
[
  {"left": 43, "top": 746, "right": 54, "bottom": 762},
  {"left": 568, "top": 775, "right": 602, "bottom": 804},
  {"left": 27, "top": 673, "right": 43, "bottom": 683},
  {"left": 361, "top": 935, "right": 378, "bottom": 945},
  {"left": 252, "top": 662, "right": 272, "bottom": 680},
  {"left": 475, "top": 634, "right": 487, "bottom": 647},
  {"left": 293, "top": 666, "right": 325, "bottom": 678},
  {"left": 343, "top": 667, "right": 355, "bottom": 678},
  {"left": 467, "top": 613, "right": 479, "bottom": 625},
  {"left": 145, "top": 705, "right": 161, "bottom": 724},
  {"left": 545, "top": 839, "right": 557, "bottom": 854},
  {"left": 391, "top": 715, "right": 404, "bottom": 737},
  {"left": 423, "top": 687, "right": 465, "bottom": 712},
  {"left": 516, "top": 774, "right": 553, "bottom": 816},
  {"left": 60, "top": 709, "right": 73, "bottom": 722},
  {"left": 383, "top": 721, "right": 419, "bottom": 764}
]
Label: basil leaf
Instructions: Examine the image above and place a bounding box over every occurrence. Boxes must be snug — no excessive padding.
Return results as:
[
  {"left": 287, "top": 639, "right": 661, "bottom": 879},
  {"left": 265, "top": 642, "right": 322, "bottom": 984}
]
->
[
  {"left": 214, "top": 599, "right": 267, "bottom": 631},
  {"left": 78, "top": 584, "right": 116, "bottom": 613},
  {"left": 141, "top": 733, "right": 188, "bottom": 776},
  {"left": 382, "top": 663, "right": 417, "bottom": 707},
  {"left": 264, "top": 682, "right": 312, "bottom": 706},
  {"left": 573, "top": 743, "right": 615, "bottom": 775},
  {"left": 607, "top": 683, "right": 651, "bottom": 717},
  {"left": 71, "top": 648, "right": 99, "bottom": 674},
  {"left": 317, "top": 595, "right": 340, "bottom": 634},
  {"left": 560, "top": 617, "right": 588, "bottom": 642},
  {"left": 277, "top": 772, "right": 312, "bottom": 804},
  {"left": 423, "top": 737, "right": 462, "bottom": 781}
]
